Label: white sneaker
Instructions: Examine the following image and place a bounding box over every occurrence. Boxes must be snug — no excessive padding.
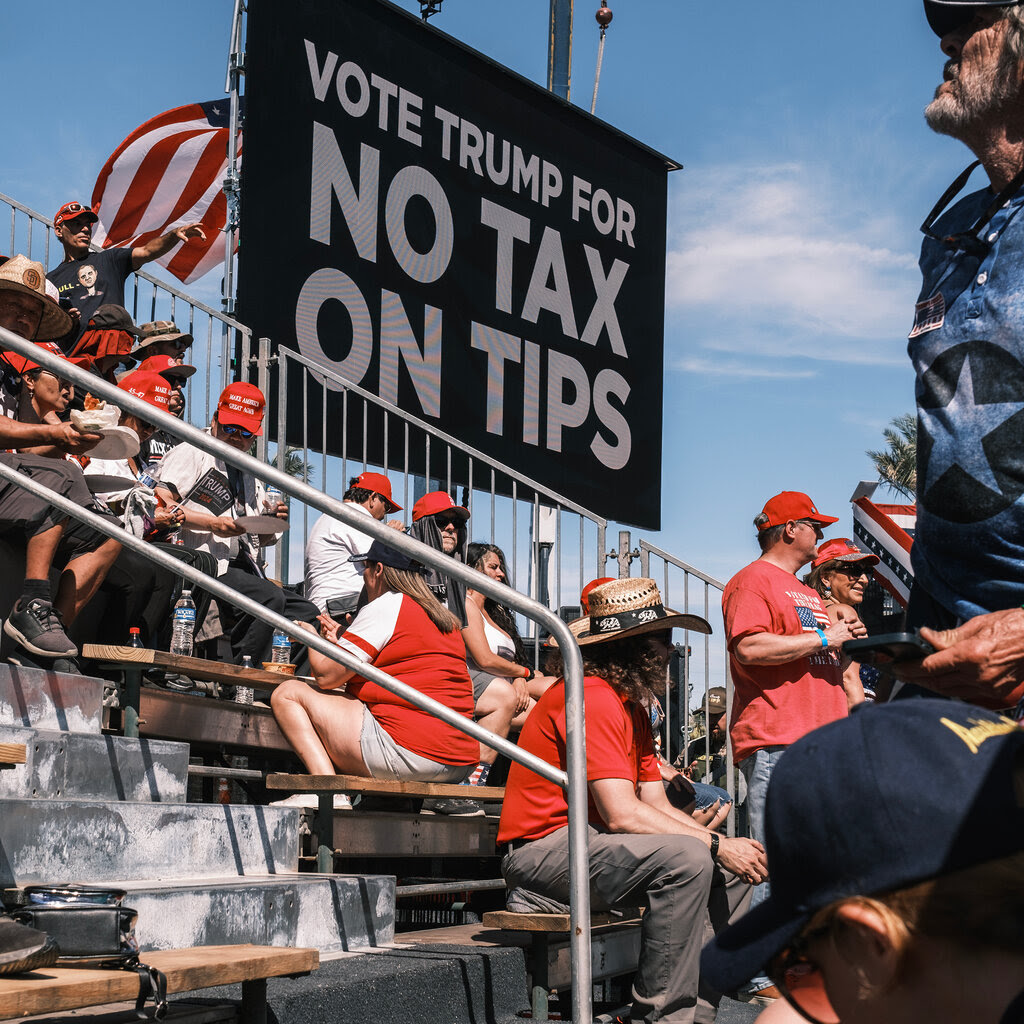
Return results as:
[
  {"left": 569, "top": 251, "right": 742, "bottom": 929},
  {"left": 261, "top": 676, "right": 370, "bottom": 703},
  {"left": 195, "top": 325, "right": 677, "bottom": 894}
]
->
[{"left": 270, "top": 793, "right": 352, "bottom": 810}]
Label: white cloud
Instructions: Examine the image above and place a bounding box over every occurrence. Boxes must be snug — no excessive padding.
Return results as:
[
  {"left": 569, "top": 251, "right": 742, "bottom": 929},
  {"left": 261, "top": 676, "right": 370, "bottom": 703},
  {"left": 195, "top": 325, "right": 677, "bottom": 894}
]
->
[
  {"left": 671, "top": 356, "right": 818, "bottom": 380},
  {"left": 666, "top": 163, "right": 920, "bottom": 369}
]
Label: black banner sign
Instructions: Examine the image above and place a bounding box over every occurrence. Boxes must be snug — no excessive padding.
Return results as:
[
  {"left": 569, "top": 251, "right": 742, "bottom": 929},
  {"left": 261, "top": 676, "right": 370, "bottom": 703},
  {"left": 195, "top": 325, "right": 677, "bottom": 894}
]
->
[{"left": 239, "top": 0, "right": 674, "bottom": 529}]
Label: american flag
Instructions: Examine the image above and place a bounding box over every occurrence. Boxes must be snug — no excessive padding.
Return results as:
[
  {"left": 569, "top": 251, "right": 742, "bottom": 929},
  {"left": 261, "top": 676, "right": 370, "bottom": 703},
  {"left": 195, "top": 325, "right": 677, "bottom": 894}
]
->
[
  {"left": 90, "top": 100, "right": 243, "bottom": 285},
  {"left": 795, "top": 605, "right": 831, "bottom": 631}
]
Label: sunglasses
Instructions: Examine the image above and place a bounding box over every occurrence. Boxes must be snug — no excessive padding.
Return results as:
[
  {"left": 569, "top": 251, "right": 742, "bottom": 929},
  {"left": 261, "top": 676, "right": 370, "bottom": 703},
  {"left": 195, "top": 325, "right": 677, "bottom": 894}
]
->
[
  {"left": 768, "top": 927, "right": 837, "bottom": 1024},
  {"left": 833, "top": 563, "right": 872, "bottom": 578},
  {"left": 435, "top": 514, "right": 461, "bottom": 530},
  {"left": 221, "top": 424, "right": 255, "bottom": 439}
]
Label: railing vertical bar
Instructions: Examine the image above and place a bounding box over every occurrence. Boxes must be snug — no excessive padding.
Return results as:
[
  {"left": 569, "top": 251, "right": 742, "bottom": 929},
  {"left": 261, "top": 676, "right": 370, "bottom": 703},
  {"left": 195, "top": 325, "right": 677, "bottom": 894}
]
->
[
  {"left": 511, "top": 479, "right": 518, "bottom": 600},
  {"left": 205, "top": 319, "right": 214, "bottom": 426},
  {"left": 341, "top": 389, "right": 349, "bottom": 486},
  {"left": 361, "top": 399, "right": 368, "bottom": 471},
  {"left": 403, "top": 421, "right": 410, "bottom": 521}
]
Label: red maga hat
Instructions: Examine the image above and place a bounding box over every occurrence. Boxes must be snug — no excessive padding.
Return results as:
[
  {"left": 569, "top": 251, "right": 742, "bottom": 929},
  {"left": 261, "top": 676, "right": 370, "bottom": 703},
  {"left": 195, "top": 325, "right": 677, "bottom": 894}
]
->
[
  {"left": 2, "top": 342, "right": 92, "bottom": 376},
  {"left": 216, "top": 381, "right": 265, "bottom": 436},
  {"left": 53, "top": 201, "right": 98, "bottom": 229},
  {"left": 139, "top": 354, "right": 196, "bottom": 381},
  {"left": 811, "top": 538, "right": 879, "bottom": 570},
  {"left": 354, "top": 471, "right": 402, "bottom": 513},
  {"left": 118, "top": 370, "right": 171, "bottom": 412},
  {"left": 757, "top": 491, "right": 838, "bottom": 532},
  {"left": 412, "top": 490, "right": 469, "bottom": 522}
]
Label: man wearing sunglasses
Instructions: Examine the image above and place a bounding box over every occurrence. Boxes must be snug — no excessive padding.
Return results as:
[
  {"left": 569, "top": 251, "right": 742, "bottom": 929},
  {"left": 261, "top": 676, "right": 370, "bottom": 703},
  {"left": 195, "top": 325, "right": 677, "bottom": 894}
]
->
[
  {"left": 47, "top": 203, "right": 206, "bottom": 349},
  {"left": 722, "top": 491, "right": 867, "bottom": 1002},
  {"left": 896, "top": 2, "right": 1024, "bottom": 714},
  {"left": 153, "top": 382, "right": 319, "bottom": 664}
]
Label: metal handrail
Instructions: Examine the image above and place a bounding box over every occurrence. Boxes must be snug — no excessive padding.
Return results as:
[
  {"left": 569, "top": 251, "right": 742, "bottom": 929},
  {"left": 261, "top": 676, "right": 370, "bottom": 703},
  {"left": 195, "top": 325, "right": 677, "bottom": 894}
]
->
[{"left": 0, "top": 323, "right": 594, "bottom": 1024}]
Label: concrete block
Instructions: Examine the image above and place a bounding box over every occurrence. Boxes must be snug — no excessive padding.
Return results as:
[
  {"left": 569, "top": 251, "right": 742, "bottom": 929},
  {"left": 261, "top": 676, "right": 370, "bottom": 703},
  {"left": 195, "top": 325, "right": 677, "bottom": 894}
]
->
[
  {"left": 119, "top": 873, "right": 395, "bottom": 953},
  {"left": 0, "top": 664, "right": 103, "bottom": 733},
  {"left": 0, "top": 799, "right": 299, "bottom": 885},
  {"left": 0, "top": 726, "right": 188, "bottom": 803},
  {"left": 179, "top": 944, "right": 530, "bottom": 1024}
]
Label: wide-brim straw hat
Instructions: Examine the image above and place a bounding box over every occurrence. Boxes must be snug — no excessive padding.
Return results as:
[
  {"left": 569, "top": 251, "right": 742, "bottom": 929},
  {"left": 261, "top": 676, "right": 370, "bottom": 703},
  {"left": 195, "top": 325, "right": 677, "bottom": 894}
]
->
[
  {"left": 0, "top": 255, "right": 72, "bottom": 340},
  {"left": 571, "top": 578, "right": 712, "bottom": 645}
]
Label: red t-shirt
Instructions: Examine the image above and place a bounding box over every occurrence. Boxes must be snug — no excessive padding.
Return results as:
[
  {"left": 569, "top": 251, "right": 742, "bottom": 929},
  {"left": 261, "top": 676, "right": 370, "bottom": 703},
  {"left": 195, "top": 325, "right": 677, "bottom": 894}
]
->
[
  {"left": 723, "top": 560, "right": 847, "bottom": 763},
  {"left": 339, "top": 591, "right": 477, "bottom": 765},
  {"left": 497, "top": 675, "right": 661, "bottom": 844}
]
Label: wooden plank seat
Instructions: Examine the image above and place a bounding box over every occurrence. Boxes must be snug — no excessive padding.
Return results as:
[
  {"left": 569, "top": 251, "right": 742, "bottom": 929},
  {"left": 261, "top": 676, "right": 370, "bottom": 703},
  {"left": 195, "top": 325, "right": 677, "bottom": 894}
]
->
[
  {"left": 481, "top": 910, "right": 642, "bottom": 1022},
  {"left": 266, "top": 774, "right": 506, "bottom": 872},
  {"left": 0, "top": 943, "right": 318, "bottom": 1024},
  {"left": 0, "top": 743, "right": 26, "bottom": 769}
]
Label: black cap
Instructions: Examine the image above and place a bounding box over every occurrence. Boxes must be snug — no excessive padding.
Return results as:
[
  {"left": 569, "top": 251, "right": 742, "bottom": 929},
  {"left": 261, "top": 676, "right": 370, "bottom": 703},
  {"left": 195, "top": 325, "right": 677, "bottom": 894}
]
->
[
  {"left": 349, "top": 539, "right": 428, "bottom": 575},
  {"left": 701, "top": 700, "right": 1024, "bottom": 991},
  {"left": 924, "top": 0, "right": 1023, "bottom": 37},
  {"left": 87, "top": 304, "right": 141, "bottom": 337}
]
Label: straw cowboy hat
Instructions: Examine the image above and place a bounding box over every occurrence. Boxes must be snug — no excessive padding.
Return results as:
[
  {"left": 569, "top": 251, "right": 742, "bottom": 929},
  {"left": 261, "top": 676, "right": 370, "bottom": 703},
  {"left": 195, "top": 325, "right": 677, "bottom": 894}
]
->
[
  {"left": 0, "top": 255, "right": 72, "bottom": 341},
  {"left": 570, "top": 578, "right": 712, "bottom": 646}
]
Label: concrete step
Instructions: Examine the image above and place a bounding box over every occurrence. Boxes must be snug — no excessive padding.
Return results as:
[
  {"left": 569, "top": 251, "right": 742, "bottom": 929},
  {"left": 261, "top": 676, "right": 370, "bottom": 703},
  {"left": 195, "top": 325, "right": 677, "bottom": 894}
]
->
[
  {"left": 0, "top": 663, "right": 104, "bottom": 734},
  {"left": 0, "top": 799, "right": 299, "bottom": 885},
  {"left": 114, "top": 873, "right": 395, "bottom": 954},
  {"left": 0, "top": 725, "right": 188, "bottom": 803}
]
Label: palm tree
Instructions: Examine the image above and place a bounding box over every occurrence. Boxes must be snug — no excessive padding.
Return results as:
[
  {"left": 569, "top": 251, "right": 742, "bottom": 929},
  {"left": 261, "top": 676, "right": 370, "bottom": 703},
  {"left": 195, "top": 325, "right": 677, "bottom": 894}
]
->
[{"left": 867, "top": 413, "right": 917, "bottom": 500}]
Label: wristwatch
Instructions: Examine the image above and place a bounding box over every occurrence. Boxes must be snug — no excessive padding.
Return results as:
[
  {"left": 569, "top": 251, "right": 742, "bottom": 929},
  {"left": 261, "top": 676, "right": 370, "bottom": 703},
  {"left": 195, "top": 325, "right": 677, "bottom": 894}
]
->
[{"left": 709, "top": 833, "right": 720, "bottom": 861}]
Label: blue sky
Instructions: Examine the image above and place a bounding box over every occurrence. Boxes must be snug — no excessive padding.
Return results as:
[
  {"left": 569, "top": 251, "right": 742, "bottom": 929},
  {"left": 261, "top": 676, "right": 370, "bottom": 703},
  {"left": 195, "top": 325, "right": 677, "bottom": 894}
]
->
[{"left": 1, "top": 0, "right": 969, "bottom": 588}]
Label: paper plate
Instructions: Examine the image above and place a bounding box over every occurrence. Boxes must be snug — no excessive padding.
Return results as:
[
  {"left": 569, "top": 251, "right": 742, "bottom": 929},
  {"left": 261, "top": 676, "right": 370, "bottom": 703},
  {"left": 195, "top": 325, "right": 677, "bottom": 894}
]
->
[
  {"left": 85, "top": 474, "right": 135, "bottom": 493},
  {"left": 87, "top": 426, "right": 140, "bottom": 461},
  {"left": 234, "top": 514, "right": 290, "bottom": 534}
]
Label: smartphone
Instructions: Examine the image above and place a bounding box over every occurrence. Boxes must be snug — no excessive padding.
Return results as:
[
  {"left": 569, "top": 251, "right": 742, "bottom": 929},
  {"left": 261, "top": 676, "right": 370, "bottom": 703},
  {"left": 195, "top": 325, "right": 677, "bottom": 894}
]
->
[{"left": 843, "top": 632, "right": 936, "bottom": 665}]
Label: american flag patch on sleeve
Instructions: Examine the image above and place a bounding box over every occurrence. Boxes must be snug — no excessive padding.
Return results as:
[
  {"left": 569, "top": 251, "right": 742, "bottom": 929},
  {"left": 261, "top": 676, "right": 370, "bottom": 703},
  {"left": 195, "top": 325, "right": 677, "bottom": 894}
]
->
[{"left": 796, "top": 605, "right": 828, "bottom": 630}]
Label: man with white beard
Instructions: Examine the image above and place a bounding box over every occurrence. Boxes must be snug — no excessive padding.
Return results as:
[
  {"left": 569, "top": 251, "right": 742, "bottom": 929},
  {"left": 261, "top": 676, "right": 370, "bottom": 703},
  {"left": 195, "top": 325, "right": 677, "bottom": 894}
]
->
[{"left": 896, "top": 1, "right": 1024, "bottom": 718}]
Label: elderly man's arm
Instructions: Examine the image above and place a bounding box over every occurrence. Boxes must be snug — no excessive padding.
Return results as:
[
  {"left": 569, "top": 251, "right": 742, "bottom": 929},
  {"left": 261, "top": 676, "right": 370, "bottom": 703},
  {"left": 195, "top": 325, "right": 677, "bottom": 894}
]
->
[
  {"left": 893, "top": 608, "right": 1024, "bottom": 710},
  {"left": 131, "top": 224, "right": 207, "bottom": 270},
  {"left": 733, "top": 609, "right": 867, "bottom": 665}
]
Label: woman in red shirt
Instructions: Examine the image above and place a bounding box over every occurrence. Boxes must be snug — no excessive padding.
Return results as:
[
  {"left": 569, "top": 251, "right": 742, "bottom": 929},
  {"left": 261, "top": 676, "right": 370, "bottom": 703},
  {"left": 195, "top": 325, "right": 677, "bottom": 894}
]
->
[{"left": 272, "top": 540, "right": 478, "bottom": 781}]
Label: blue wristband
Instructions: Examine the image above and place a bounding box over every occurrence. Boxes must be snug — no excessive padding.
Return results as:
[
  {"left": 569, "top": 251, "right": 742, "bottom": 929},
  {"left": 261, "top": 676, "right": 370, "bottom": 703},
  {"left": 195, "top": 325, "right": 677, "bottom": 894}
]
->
[{"left": 814, "top": 628, "right": 828, "bottom": 648}]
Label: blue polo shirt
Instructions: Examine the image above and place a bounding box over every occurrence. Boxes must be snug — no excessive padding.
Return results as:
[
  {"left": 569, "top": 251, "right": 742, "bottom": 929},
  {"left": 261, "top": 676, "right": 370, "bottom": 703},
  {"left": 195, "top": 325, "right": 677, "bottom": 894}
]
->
[{"left": 910, "top": 179, "right": 1024, "bottom": 619}]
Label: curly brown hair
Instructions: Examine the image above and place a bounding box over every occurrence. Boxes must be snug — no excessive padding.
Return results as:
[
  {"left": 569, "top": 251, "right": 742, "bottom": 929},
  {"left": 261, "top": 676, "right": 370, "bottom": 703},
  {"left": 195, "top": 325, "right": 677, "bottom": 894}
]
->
[{"left": 544, "top": 634, "right": 666, "bottom": 705}]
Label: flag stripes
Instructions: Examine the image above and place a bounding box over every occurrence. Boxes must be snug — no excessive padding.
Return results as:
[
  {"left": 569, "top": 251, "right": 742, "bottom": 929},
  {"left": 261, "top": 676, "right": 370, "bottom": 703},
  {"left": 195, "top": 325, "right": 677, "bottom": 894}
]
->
[{"left": 852, "top": 496, "right": 916, "bottom": 608}]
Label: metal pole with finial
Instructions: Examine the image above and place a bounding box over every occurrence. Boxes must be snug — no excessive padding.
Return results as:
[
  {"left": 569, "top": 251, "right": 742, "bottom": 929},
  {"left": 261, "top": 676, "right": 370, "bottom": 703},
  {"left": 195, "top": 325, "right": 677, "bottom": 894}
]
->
[{"left": 591, "top": 3, "right": 613, "bottom": 114}]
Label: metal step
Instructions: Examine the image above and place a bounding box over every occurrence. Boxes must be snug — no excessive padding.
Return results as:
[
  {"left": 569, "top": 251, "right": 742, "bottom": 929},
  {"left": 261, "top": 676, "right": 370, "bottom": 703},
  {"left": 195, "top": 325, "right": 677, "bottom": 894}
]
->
[
  {"left": 0, "top": 663, "right": 105, "bottom": 734},
  {"left": 0, "top": 725, "right": 188, "bottom": 802},
  {"left": 114, "top": 873, "right": 395, "bottom": 954},
  {"left": 0, "top": 799, "right": 300, "bottom": 885}
]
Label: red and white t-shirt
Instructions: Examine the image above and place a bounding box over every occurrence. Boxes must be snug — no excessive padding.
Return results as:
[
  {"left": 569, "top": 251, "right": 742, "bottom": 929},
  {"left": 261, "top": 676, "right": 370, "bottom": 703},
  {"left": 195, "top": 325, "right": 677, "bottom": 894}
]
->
[
  {"left": 723, "top": 560, "right": 846, "bottom": 762},
  {"left": 497, "top": 676, "right": 661, "bottom": 844},
  {"left": 339, "top": 591, "right": 477, "bottom": 765}
]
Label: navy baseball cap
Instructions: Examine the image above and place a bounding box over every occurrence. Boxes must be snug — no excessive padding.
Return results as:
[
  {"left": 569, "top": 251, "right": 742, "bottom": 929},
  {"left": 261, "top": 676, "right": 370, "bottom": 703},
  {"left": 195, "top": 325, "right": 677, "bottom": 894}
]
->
[
  {"left": 701, "top": 699, "right": 1024, "bottom": 992},
  {"left": 350, "top": 539, "right": 428, "bottom": 575},
  {"left": 924, "top": 0, "right": 1023, "bottom": 37}
]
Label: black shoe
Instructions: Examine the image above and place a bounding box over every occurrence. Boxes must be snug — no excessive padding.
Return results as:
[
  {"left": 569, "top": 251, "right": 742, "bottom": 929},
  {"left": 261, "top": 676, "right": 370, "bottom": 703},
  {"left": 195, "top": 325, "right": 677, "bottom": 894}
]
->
[
  {"left": 4, "top": 599, "right": 77, "bottom": 658},
  {"left": 7, "top": 650, "right": 81, "bottom": 674},
  {"left": 0, "top": 916, "right": 59, "bottom": 975},
  {"left": 420, "top": 797, "right": 485, "bottom": 817}
]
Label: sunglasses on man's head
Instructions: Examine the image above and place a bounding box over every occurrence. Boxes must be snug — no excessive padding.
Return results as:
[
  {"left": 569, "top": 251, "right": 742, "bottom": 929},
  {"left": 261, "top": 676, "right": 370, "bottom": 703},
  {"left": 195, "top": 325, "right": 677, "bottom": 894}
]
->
[{"left": 222, "top": 423, "right": 254, "bottom": 439}]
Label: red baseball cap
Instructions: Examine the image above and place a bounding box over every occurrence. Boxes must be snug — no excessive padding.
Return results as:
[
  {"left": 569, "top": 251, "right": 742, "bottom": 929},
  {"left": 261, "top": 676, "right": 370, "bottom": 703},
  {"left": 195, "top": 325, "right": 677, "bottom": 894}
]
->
[
  {"left": 412, "top": 490, "right": 470, "bottom": 523},
  {"left": 216, "top": 381, "right": 265, "bottom": 436},
  {"left": 811, "top": 538, "right": 879, "bottom": 570},
  {"left": 2, "top": 342, "right": 92, "bottom": 376},
  {"left": 580, "top": 577, "right": 616, "bottom": 614},
  {"left": 355, "top": 471, "right": 402, "bottom": 513},
  {"left": 139, "top": 354, "right": 197, "bottom": 380},
  {"left": 53, "top": 201, "right": 98, "bottom": 229},
  {"left": 118, "top": 370, "right": 171, "bottom": 412},
  {"left": 757, "top": 491, "right": 838, "bottom": 531}
]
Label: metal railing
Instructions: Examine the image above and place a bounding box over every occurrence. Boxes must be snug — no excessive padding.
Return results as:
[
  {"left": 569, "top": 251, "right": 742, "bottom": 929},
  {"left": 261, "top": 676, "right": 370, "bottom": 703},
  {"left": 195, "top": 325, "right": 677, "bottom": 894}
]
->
[
  {"left": 638, "top": 540, "right": 738, "bottom": 834},
  {"left": 0, "top": 323, "right": 595, "bottom": 1024}
]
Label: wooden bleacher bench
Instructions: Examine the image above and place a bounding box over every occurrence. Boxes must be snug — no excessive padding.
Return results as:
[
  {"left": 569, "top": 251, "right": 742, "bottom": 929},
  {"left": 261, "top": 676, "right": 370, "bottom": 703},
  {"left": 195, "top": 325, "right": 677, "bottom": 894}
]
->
[
  {"left": 482, "top": 910, "right": 643, "bottom": 1022},
  {"left": 0, "top": 943, "right": 318, "bottom": 1024},
  {"left": 266, "top": 774, "right": 506, "bottom": 871},
  {"left": 0, "top": 743, "right": 26, "bottom": 770}
]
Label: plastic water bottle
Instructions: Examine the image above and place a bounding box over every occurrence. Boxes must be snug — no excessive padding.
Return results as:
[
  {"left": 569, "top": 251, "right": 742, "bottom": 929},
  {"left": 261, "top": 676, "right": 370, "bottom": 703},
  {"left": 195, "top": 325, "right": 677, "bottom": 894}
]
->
[
  {"left": 264, "top": 485, "right": 283, "bottom": 511},
  {"left": 170, "top": 590, "right": 197, "bottom": 657},
  {"left": 271, "top": 628, "right": 291, "bottom": 664},
  {"left": 235, "top": 655, "right": 255, "bottom": 706},
  {"left": 127, "top": 627, "right": 143, "bottom": 649}
]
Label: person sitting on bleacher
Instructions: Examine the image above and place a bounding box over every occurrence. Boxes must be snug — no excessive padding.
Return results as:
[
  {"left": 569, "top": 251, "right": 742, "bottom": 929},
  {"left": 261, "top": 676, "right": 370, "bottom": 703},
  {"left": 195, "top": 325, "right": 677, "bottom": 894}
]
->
[
  {"left": 272, "top": 539, "right": 477, "bottom": 784},
  {"left": 0, "top": 255, "right": 122, "bottom": 667},
  {"left": 152, "top": 382, "right": 319, "bottom": 664}
]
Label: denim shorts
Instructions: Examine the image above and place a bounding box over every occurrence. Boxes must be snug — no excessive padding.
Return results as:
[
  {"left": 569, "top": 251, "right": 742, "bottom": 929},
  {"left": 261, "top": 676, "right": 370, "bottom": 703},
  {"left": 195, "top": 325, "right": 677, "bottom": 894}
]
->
[{"left": 358, "top": 706, "right": 472, "bottom": 783}]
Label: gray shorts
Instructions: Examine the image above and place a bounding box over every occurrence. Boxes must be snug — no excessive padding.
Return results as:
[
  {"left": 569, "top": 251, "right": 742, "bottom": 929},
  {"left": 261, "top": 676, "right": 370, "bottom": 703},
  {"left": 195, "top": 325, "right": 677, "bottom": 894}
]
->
[
  {"left": 358, "top": 705, "right": 472, "bottom": 783},
  {"left": 470, "top": 666, "right": 504, "bottom": 702}
]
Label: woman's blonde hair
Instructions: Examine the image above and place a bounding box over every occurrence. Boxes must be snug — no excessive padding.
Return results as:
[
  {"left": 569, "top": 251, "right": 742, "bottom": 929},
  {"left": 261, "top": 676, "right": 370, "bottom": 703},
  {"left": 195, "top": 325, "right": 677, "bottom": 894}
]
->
[{"left": 378, "top": 562, "right": 461, "bottom": 633}]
